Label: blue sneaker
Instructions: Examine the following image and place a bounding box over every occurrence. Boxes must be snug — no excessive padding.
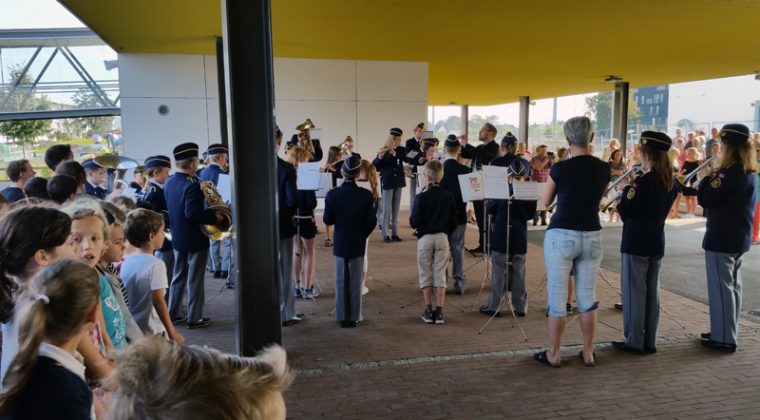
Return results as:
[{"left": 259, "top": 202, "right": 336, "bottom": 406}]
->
[{"left": 294, "top": 287, "right": 303, "bottom": 298}]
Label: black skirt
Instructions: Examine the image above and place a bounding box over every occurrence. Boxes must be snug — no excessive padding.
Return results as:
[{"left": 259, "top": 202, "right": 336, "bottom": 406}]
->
[{"left": 295, "top": 214, "right": 317, "bottom": 239}]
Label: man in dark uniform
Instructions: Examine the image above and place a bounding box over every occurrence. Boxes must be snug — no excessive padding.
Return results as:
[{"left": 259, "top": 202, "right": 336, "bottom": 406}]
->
[
  {"left": 697, "top": 124, "right": 758, "bottom": 353},
  {"left": 460, "top": 123, "right": 500, "bottom": 254},
  {"left": 200, "top": 144, "right": 232, "bottom": 280},
  {"left": 82, "top": 158, "right": 108, "bottom": 199},
  {"left": 276, "top": 129, "right": 304, "bottom": 326},
  {"left": 404, "top": 122, "right": 427, "bottom": 215},
  {"left": 143, "top": 154, "right": 175, "bottom": 284},
  {"left": 165, "top": 142, "right": 223, "bottom": 329},
  {"left": 480, "top": 134, "right": 535, "bottom": 317},
  {"left": 1, "top": 159, "right": 35, "bottom": 203},
  {"left": 324, "top": 155, "right": 377, "bottom": 328},
  {"left": 440, "top": 135, "right": 471, "bottom": 294}
]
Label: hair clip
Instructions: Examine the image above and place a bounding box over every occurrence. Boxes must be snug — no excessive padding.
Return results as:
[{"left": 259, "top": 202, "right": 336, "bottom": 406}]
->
[{"left": 33, "top": 294, "right": 50, "bottom": 304}]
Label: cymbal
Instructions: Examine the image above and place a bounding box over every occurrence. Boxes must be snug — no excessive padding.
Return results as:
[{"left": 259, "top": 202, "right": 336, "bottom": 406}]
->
[{"left": 94, "top": 154, "right": 139, "bottom": 170}]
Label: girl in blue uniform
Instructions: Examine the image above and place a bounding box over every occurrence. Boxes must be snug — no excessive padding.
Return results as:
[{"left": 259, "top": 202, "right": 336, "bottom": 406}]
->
[
  {"left": 697, "top": 124, "right": 758, "bottom": 353},
  {"left": 372, "top": 128, "right": 407, "bottom": 243},
  {"left": 612, "top": 131, "right": 678, "bottom": 354}
]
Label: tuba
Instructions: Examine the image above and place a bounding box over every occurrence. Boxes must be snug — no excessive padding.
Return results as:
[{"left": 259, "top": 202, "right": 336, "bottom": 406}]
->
[
  {"left": 296, "top": 118, "right": 316, "bottom": 155},
  {"left": 200, "top": 181, "right": 233, "bottom": 240}
]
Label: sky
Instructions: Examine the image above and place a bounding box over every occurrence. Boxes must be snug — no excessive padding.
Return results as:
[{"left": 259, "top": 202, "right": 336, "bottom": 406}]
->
[{"left": 0, "top": 0, "right": 84, "bottom": 29}]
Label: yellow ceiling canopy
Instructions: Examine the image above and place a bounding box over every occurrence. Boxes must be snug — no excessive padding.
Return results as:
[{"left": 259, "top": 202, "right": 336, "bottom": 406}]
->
[{"left": 60, "top": 0, "right": 760, "bottom": 105}]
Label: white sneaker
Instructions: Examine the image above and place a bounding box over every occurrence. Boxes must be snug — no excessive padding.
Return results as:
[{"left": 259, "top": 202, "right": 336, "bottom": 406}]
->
[{"left": 362, "top": 286, "right": 369, "bottom": 295}]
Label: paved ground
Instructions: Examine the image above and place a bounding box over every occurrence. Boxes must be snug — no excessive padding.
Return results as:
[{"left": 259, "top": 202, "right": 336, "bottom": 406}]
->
[{"left": 183, "top": 211, "right": 760, "bottom": 419}]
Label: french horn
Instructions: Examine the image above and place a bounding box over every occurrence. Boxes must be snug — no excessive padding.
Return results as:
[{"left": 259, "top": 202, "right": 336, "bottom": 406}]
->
[{"left": 200, "top": 181, "right": 233, "bottom": 241}]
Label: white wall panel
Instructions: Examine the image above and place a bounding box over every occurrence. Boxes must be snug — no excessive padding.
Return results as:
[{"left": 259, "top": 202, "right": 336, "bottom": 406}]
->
[
  {"left": 203, "top": 55, "right": 219, "bottom": 99},
  {"left": 121, "top": 97, "right": 210, "bottom": 160},
  {"left": 119, "top": 54, "right": 207, "bottom": 99},
  {"left": 357, "top": 61, "right": 428, "bottom": 102},
  {"left": 356, "top": 101, "right": 429, "bottom": 159},
  {"left": 274, "top": 58, "right": 357, "bottom": 101},
  {"left": 275, "top": 100, "right": 357, "bottom": 150}
]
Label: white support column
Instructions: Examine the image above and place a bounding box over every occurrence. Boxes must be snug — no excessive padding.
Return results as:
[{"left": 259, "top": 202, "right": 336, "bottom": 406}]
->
[{"left": 519, "top": 96, "right": 530, "bottom": 148}]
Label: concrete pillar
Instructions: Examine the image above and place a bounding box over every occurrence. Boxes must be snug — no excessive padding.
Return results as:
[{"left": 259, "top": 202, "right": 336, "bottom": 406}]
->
[
  {"left": 519, "top": 96, "right": 530, "bottom": 148},
  {"left": 613, "top": 82, "right": 630, "bottom": 158},
  {"left": 460, "top": 104, "right": 469, "bottom": 138},
  {"left": 222, "top": 0, "right": 281, "bottom": 354}
]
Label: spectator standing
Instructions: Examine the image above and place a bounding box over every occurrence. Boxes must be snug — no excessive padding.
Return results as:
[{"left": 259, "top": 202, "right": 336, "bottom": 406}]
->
[
  {"left": 530, "top": 144, "right": 552, "bottom": 226},
  {"left": 1, "top": 160, "right": 36, "bottom": 203}
]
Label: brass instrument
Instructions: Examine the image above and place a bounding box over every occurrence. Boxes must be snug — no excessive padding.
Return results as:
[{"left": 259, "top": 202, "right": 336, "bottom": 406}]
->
[
  {"left": 296, "top": 118, "right": 316, "bottom": 155},
  {"left": 200, "top": 181, "right": 233, "bottom": 240},
  {"left": 677, "top": 156, "right": 716, "bottom": 187},
  {"left": 599, "top": 166, "right": 644, "bottom": 212},
  {"left": 94, "top": 154, "right": 139, "bottom": 170}
]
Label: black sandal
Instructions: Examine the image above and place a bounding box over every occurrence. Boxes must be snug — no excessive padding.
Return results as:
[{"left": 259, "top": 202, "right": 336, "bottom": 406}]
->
[
  {"left": 578, "top": 350, "right": 596, "bottom": 367},
  {"left": 534, "top": 350, "right": 560, "bottom": 368}
]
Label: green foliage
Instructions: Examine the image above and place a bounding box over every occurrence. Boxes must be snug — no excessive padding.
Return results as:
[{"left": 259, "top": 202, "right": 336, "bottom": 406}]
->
[
  {"left": 0, "top": 65, "right": 52, "bottom": 157},
  {"left": 69, "top": 89, "right": 115, "bottom": 137}
]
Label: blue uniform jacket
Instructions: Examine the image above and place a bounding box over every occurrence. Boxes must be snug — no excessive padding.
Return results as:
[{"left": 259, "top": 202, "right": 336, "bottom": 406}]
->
[
  {"left": 323, "top": 180, "right": 377, "bottom": 259},
  {"left": 488, "top": 154, "right": 535, "bottom": 254},
  {"left": 164, "top": 172, "right": 218, "bottom": 253},
  {"left": 409, "top": 184, "right": 458, "bottom": 237},
  {"left": 0, "top": 186, "right": 25, "bottom": 203},
  {"left": 440, "top": 158, "right": 471, "bottom": 225},
  {"left": 85, "top": 182, "right": 107, "bottom": 199},
  {"left": 617, "top": 173, "right": 678, "bottom": 257},
  {"left": 278, "top": 157, "right": 299, "bottom": 239},
  {"left": 143, "top": 180, "right": 173, "bottom": 252},
  {"left": 697, "top": 163, "right": 758, "bottom": 253},
  {"left": 372, "top": 146, "right": 407, "bottom": 190},
  {"left": 199, "top": 163, "right": 226, "bottom": 186}
]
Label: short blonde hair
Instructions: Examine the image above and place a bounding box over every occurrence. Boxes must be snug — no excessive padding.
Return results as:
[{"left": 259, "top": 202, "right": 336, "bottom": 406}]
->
[
  {"left": 62, "top": 197, "right": 109, "bottom": 242},
  {"left": 108, "top": 337, "right": 292, "bottom": 420},
  {"left": 423, "top": 160, "right": 443, "bottom": 182}
]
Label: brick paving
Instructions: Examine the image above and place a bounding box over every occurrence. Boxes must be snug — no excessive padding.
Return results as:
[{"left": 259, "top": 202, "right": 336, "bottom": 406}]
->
[{"left": 183, "top": 213, "right": 760, "bottom": 419}]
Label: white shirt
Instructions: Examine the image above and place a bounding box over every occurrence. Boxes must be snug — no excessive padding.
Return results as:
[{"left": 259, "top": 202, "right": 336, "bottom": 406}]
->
[{"left": 120, "top": 252, "right": 168, "bottom": 336}]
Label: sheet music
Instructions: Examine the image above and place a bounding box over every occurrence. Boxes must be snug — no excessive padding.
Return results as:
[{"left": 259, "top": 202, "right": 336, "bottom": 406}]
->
[
  {"left": 121, "top": 188, "right": 137, "bottom": 200},
  {"left": 511, "top": 181, "right": 542, "bottom": 201},
  {"left": 297, "top": 162, "right": 323, "bottom": 190},
  {"left": 216, "top": 174, "right": 233, "bottom": 202},
  {"left": 405, "top": 150, "right": 419, "bottom": 159},
  {"left": 481, "top": 166, "right": 510, "bottom": 200},
  {"left": 315, "top": 173, "right": 333, "bottom": 198},
  {"left": 458, "top": 172, "right": 484, "bottom": 202}
]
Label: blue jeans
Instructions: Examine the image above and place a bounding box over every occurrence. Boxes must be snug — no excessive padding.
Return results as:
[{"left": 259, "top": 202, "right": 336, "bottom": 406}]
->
[{"left": 544, "top": 228, "right": 603, "bottom": 317}]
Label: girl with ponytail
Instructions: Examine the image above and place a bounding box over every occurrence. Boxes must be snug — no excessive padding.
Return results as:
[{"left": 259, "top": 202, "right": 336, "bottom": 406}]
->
[
  {"left": 0, "top": 260, "right": 101, "bottom": 419},
  {"left": 0, "top": 205, "right": 76, "bottom": 381}
]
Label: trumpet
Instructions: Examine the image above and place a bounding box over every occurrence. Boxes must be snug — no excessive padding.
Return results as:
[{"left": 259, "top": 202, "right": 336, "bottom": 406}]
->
[
  {"left": 599, "top": 166, "right": 644, "bottom": 212},
  {"left": 677, "top": 156, "right": 716, "bottom": 187},
  {"left": 604, "top": 165, "right": 644, "bottom": 196}
]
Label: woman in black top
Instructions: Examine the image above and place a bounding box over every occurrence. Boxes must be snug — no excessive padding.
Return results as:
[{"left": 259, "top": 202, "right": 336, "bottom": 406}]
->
[
  {"left": 679, "top": 147, "right": 701, "bottom": 216},
  {"left": 536, "top": 116, "right": 610, "bottom": 368}
]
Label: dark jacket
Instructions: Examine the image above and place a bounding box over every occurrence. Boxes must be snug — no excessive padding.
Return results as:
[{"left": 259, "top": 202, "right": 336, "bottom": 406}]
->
[
  {"left": 409, "top": 184, "right": 458, "bottom": 237},
  {"left": 323, "top": 180, "right": 377, "bottom": 259},
  {"left": 143, "top": 180, "right": 172, "bottom": 252},
  {"left": 0, "top": 186, "right": 24, "bottom": 203},
  {"left": 440, "top": 158, "right": 471, "bottom": 225},
  {"left": 308, "top": 139, "right": 323, "bottom": 162},
  {"left": 277, "top": 157, "right": 299, "bottom": 239},
  {"left": 697, "top": 163, "right": 758, "bottom": 253},
  {"left": 84, "top": 182, "right": 107, "bottom": 199},
  {"left": 296, "top": 189, "right": 317, "bottom": 217},
  {"left": 164, "top": 172, "right": 219, "bottom": 253},
  {"left": 460, "top": 140, "right": 499, "bottom": 170},
  {"left": 488, "top": 192, "right": 536, "bottom": 255},
  {"left": 4, "top": 356, "right": 92, "bottom": 420},
  {"left": 404, "top": 137, "right": 426, "bottom": 174},
  {"left": 372, "top": 146, "right": 407, "bottom": 190},
  {"left": 617, "top": 173, "right": 678, "bottom": 257}
]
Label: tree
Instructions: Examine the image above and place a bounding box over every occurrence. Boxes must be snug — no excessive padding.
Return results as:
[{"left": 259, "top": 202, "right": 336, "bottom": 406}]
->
[
  {"left": 71, "top": 89, "right": 115, "bottom": 137},
  {"left": 585, "top": 91, "right": 642, "bottom": 141},
  {"left": 0, "top": 65, "right": 52, "bottom": 158}
]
